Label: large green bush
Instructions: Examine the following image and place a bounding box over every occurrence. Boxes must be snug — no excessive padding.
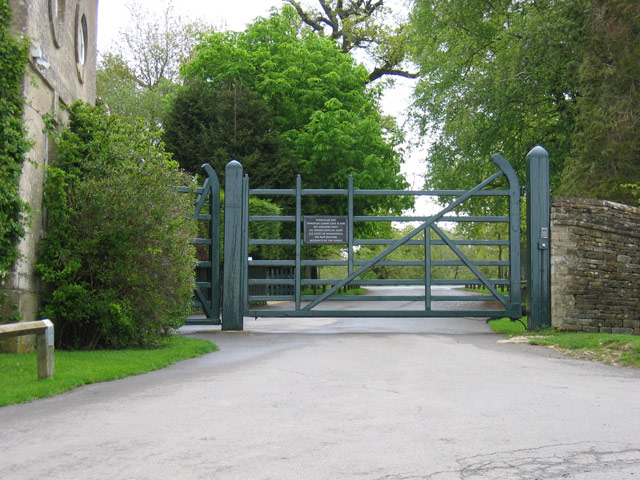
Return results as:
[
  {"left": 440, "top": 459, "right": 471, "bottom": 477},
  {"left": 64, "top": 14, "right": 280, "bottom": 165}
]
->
[
  {"left": 0, "top": 1, "right": 30, "bottom": 283},
  {"left": 37, "top": 102, "right": 198, "bottom": 349}
]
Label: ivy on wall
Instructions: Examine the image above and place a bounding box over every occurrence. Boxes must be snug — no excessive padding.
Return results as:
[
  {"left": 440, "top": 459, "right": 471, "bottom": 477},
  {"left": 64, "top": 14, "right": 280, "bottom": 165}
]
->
[{"left": 0, "top": 0, "right": 30, "bottom": 283}]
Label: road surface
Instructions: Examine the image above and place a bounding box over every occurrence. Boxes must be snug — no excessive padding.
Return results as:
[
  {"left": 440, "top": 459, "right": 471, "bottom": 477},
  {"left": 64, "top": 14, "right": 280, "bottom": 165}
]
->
[{"left": 1, "top": 287, "right": 639, "bottom": 479}]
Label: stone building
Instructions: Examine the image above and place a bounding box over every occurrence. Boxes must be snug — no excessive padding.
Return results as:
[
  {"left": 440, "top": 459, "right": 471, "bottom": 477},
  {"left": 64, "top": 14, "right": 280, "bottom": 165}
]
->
[{"left": 2, "top": 0, "right": 98, "bottom": 352}]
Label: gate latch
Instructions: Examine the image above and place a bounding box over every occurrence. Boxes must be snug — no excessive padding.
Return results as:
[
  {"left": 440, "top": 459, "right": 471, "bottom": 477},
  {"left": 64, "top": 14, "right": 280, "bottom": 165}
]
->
[{"left": 538, "top": 227, "right": 549, "bottom": 250}]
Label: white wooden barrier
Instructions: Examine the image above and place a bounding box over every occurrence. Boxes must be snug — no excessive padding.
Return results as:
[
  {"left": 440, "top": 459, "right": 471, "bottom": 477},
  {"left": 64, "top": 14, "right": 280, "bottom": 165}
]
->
[{"left": 0, "top": 320, "right": 54, "bottom": 379}]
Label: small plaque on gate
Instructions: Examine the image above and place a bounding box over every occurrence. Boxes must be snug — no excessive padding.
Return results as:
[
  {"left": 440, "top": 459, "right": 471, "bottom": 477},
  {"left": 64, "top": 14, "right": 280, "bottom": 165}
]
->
[{"left": 303, "top": 216, "right": 348, "bottom": 245}]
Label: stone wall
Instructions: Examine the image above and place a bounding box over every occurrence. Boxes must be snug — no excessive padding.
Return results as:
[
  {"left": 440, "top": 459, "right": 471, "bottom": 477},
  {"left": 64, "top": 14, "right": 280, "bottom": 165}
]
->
[
  {"left": 551, "top": 197, "right": 640, "bottom": 334},
  {"left": 2, "top": 0, "right": 98, "bottom": 352}
]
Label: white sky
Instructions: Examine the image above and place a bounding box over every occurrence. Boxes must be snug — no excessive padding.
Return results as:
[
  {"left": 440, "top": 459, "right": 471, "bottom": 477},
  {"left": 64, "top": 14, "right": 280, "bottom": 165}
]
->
[{"left": 96, "top": 0, "right": 429, "bottom": 205}]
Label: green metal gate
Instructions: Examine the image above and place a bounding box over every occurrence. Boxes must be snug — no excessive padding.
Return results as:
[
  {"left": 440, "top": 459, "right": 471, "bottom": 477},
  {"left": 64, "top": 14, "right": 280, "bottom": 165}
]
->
[
  {"left": 179, "top": 164, "right": 221, "bottom": 325},
  {"left": 221, "top": 153, "right": 534, "bottom": 328}
]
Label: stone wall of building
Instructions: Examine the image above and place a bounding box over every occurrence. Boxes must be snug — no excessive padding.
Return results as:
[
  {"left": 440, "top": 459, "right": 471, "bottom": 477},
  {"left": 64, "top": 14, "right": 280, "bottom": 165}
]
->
[
  {"left": 2, "top": 0, "right": 98, "bottom": 352},
  {"left": 551, "top": 197, "right": 640, "bottom": 334}
]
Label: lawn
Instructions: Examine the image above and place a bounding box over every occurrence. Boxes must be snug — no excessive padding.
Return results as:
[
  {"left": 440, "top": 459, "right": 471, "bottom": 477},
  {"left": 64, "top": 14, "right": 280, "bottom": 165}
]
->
[
  {"left": 488, "top": 317, "right": 640, "bottom": 368},
  {"left": 0, "top": 335, "right": 216, "bottom": 407}
]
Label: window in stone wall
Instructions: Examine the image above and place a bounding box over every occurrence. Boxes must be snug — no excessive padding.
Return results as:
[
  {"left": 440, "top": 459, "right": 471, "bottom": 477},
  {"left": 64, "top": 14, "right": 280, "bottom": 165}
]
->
[
  {"left": 75, "top": 7, "right": 88, "bottom": 83},
  {"left": 48, "top": 0, "right": 66, "bottom": 48}
]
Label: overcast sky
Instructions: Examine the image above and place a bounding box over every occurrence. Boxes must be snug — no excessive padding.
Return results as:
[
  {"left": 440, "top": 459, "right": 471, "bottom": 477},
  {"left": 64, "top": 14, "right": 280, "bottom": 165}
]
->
[{"left": 97, "top": 0, "right": 281, "bottom": 51}]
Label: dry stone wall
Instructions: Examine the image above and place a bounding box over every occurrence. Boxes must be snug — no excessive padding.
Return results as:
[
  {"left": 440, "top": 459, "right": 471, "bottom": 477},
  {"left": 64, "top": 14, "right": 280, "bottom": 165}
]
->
[{"left": 551, "top": 197, "right": 640, "bottom": 334}]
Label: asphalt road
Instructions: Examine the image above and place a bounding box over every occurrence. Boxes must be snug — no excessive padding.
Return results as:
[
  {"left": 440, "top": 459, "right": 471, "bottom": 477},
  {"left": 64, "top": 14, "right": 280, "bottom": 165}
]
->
[{"left": 1, "top": 287, "right": 639, "bottom": 479}]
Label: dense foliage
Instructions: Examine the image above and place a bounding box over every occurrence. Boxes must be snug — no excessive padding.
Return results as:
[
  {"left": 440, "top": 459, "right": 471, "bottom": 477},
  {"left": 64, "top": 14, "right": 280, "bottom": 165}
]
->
[
  {"left": 410, "top": 0, "right": 582, "bottom": 198},
  {"left": 37, "top": 103, "right": 198, "bottom": 350},
  {"left": 177, "top": 6, "right": 411, "bottom": 219},
  {"left": 410, "top": 0, "right": 639, "bottom": 206},
  {"left": 0, "top": 1, "right": 30, "bottom": 283},
  {"left": 561, "top": 0, "right": 640, "bottom": 204},
  {"left": 163, "top": 79, "right": 297, "bottom": 188}
]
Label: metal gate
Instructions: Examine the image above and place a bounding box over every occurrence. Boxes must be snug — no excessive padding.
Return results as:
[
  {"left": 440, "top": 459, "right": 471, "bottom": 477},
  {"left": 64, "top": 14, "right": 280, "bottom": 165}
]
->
[
  {"left": 221, "top": 154, "right": 529, "bottom": 327},
  {"left": 179, "top": 164, "right": 221, "bottom": 325}
]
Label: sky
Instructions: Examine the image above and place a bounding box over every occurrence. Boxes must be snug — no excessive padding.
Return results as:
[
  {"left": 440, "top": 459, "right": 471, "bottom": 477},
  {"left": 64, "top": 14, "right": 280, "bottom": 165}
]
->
[{"left": 96, "top": 0, "right": 429, "bottom": 201}]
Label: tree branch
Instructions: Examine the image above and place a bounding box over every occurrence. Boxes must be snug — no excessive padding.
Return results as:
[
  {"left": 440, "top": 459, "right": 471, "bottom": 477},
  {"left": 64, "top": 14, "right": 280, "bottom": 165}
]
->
[{"left": 369, "top": 67, "right": 419, "bottom": 83}]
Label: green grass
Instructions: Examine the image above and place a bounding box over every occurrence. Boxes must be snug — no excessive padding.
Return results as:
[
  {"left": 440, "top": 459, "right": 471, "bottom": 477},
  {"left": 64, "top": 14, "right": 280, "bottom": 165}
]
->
[
  {"left": 488, "top": 317, "right": 640, "bottom": 368},
  {"left": 487, "top": 317, "right": 532, "bottom": 335},
  {"left": 0, "top": 336, "right": 216, "bottom": 407}
]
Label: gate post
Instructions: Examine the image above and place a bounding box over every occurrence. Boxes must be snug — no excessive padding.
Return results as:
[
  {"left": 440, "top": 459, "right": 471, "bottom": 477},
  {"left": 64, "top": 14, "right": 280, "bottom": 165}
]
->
[
  {"left": 222, "top": 160, "right": 244, "bottom": 330},
  {"left": 526, "top": 146, "right": 551, "bottom": 330}
]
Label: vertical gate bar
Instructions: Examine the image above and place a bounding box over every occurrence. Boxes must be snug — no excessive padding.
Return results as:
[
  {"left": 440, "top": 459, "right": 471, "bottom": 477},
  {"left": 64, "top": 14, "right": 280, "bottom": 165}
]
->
[
  {"left": 222, "top": 160, "right": 244, "bottom": 330},
  {"left": 202, "top": 164, "right": 221, "bottom": 323},
  {"left": 425, "top": 226, "right": 432, "bottom": 310},
  {"left": 526, "top": 146, "right": 551, "bottom": 330},
  {"left": 348, "top": 175, "right": 354, "bottom": 277},
  {"left": 491, "top": 154, "right": 523, "bottom": 319},
  {"left": 242, "top": 175, "right": 250, "bottom": 316},
  {"left": 295, "top": 175, "right": 302, "bottom": 310},
  {"left": 507, "top": 168, "right": 522, "bottom": 316}
]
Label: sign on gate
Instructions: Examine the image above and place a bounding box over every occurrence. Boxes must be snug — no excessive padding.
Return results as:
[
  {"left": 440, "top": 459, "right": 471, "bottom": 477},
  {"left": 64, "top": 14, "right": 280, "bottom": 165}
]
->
[{"left": 303, "top": 216, "right": 348, "bottom": 245}]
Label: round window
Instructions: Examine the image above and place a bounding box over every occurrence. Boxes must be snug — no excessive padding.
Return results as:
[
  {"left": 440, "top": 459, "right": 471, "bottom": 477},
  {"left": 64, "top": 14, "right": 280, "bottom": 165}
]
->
[
  {"left": 75, "top": 6, "right": 89, "bottom": 83},
  {"left": 76, "top": 14, "right": 87, "bottom": 65}
]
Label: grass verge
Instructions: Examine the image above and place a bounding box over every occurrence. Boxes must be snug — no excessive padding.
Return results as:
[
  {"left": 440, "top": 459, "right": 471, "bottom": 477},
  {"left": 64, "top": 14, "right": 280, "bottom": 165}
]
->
[
  {"left": 0, "top": 335, "right": 216, "bottom": 407},
  {"left": 488, "top": 318, "right": 640, "bottom": 368}
]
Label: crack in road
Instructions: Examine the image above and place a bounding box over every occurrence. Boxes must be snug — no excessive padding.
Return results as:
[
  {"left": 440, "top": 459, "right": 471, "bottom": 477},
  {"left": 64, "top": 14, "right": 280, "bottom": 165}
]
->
[{"left": 368, "top": 442, "right": 640, "bottom": 480}]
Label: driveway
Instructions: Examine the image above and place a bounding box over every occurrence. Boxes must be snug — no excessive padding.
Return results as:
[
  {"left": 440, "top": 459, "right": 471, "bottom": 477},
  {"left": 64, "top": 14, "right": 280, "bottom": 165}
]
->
[{"left": 1, "top": 288, "right": 639, "bottom": 479}]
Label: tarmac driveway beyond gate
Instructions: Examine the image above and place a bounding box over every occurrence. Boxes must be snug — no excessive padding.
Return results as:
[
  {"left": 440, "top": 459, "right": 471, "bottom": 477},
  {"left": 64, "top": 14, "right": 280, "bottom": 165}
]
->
[{"left": 1, "top": 288, "right": 640, "bottom": 479}]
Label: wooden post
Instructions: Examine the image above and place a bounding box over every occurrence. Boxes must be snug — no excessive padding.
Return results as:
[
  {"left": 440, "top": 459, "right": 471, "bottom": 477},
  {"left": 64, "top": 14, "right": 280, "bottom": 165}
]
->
[
  {"left": 222, "top": 160, "right": 245, "bottom": 330},
  {"left": 36, "top": 320, "right": 55, "bottom": 379},
  {"left": 0, "top": 319, "right": 54, "bottom": 379}
]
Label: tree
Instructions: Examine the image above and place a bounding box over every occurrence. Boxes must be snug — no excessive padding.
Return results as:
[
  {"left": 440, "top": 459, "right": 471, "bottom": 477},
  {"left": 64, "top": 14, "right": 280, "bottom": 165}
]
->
[
  {"left": 97, "top": 0, "right": 213, "bottom": 127},
  {"left": 97, "top": 52, "right": 176, "bottom": 126},
  {"left": 285, "top": 0, "right": 417, "bottom": 82},
  {"left": 409, "top": 0, "right": 585, "bottom": 207},
  {"left": 561, "top": 0, "right": 640, "bottom": 204},
  {"left": 162, "top": 78, "right": 297, "bottom": 188},
  {"left": 180, "top": 6, "right": 411, "bottom": 216}
]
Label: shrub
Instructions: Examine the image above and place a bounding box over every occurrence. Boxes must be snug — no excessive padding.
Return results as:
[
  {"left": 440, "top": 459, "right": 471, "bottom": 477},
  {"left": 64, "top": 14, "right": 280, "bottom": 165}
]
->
[{"left": 37, "top": 102, "right": 198, "bottom": 349}]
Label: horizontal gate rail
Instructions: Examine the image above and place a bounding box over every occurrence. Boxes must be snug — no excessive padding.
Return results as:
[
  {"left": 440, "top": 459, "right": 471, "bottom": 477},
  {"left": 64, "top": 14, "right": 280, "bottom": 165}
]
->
[
  {"left": 249, "top": 295, "right": 510, "bottom": 302},
  {"left": 247, "top": 278, "right": 510, "bottom": 286},
  {"left": 249, "top": 215, "right": 509, "bottom": 223},
  {"left": 250, "top": 188, "right": 510, "bottom": 196},
  {"left": 354, "top": 239, "right": 510, "bottom": 246},
  {"left": 247, "top": 310, "right": 514, "bottom": 318},
  {"left": 248, "top": 295, "right": 510, "bottom": 303}
]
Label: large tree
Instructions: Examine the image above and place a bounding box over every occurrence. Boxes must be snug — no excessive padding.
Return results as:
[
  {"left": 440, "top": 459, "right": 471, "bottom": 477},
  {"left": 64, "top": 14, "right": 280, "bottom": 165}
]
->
[
  {"left": 561, "top": 0, "right": 640, "bottom": 204},
  {"left": 411, "top": 0, "right": 640, "bottom": 207},
  {"left": 409, "top": 0, "right": 584, "bottom": 203},
  {"left": 179, "top": 6, "right": 411, "bottom": 215},
  {"left": 284, "top": 0, "right": 417, "bottom": 82}
]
